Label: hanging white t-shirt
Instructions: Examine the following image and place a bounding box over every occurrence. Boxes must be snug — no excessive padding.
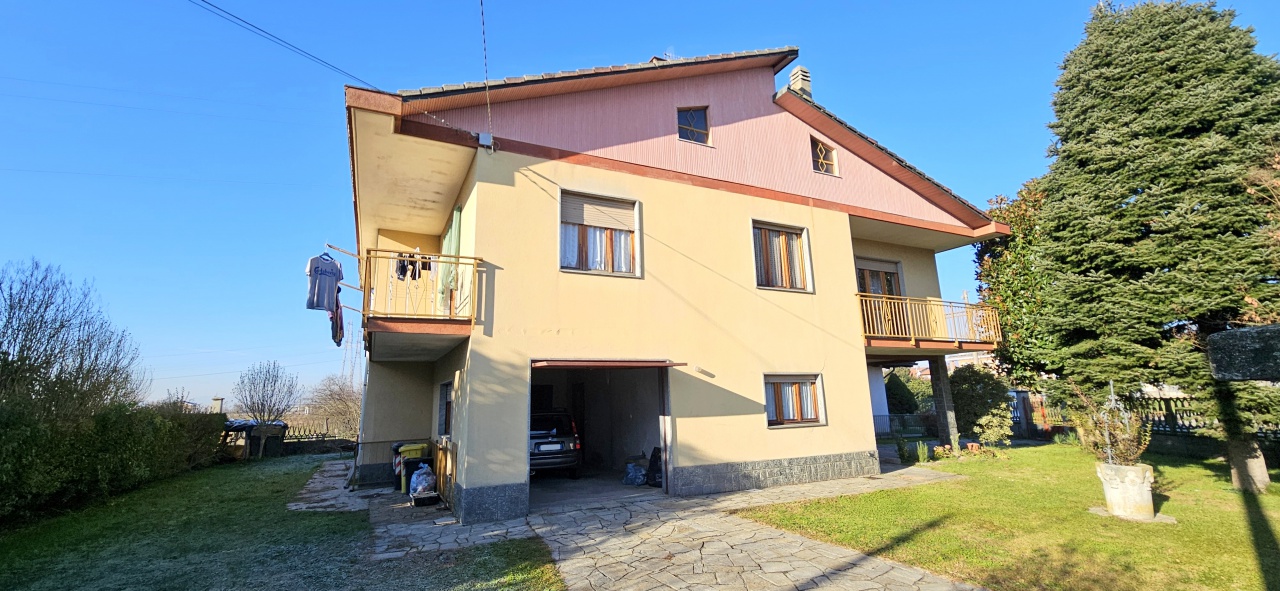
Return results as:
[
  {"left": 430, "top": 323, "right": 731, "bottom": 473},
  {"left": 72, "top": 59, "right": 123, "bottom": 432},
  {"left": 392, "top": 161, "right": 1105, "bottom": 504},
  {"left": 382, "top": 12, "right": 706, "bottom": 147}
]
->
[{"left": 306, "top": 255, "right": 343, "bottom": 312}]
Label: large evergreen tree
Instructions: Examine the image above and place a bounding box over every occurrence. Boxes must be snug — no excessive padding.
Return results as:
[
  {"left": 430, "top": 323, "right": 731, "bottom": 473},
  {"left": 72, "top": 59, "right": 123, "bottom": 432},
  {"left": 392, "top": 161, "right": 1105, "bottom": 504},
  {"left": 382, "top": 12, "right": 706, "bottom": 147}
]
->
[{"left": 983, "top": 2, "right": 1280, "bottom": 491}]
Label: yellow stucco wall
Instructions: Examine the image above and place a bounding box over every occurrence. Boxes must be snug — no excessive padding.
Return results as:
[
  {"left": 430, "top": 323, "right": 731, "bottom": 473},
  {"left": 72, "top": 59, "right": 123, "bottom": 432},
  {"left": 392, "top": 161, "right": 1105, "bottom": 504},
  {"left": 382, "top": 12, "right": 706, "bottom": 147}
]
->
[
  {"left": 377, "top": 229, "right": 441, "bottom": 253},
  {"left": 360, "top": 361, "right": 436, "bottom": 451},
  {"left": 850, "top": 238, "right": 941, "bottom": 299},
  {"left": 451, "top": 149, "right": 877, "bottom": 488}
]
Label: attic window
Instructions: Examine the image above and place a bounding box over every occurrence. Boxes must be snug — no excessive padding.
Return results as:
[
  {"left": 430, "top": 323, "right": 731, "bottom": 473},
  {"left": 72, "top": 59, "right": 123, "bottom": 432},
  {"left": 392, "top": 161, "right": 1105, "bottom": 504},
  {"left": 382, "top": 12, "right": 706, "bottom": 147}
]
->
[
  {"left": 677, "top": 107, "right": 710, "bottom": 144},
  {"left": 811, "top": 137, "right": 837, "bottom": 174}
]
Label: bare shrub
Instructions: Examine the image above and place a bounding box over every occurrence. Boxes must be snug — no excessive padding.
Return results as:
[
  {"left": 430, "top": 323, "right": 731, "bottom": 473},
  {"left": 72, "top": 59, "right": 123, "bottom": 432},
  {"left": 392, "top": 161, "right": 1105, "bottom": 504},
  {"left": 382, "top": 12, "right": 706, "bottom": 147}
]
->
[
  {"left": 1069, "top": 384, "right": 1151, "bottom": 466},
  {"left": 307, "top": 374, "right": 361, "bottom": 438},
  {"left": 231, "top": 361, "right": 300, "bottom": 423},
  {"left": 0, "top": 259, "right": 146, "bottom": 419}
]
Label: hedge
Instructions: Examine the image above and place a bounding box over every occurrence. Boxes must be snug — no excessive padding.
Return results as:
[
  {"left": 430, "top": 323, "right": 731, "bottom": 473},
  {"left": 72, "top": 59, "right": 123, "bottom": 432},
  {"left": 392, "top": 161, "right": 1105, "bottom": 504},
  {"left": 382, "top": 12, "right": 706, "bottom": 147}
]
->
[{"left": 0, "top": 402, "right": 226, "bottom": 521}]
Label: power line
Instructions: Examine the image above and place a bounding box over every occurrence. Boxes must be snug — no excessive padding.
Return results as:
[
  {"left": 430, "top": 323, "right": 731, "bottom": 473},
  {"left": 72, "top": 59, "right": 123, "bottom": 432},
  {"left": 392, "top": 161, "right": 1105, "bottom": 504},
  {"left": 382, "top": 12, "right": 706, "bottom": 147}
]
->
[
  {"left": 185, "top": 0, "right": 381, "bottom": 91},
  {"left": 0, "top": 167, "right": 331, "bottom": 187},
  {"left": 479, "top": 0, "right": 494, "bottom": 139}
]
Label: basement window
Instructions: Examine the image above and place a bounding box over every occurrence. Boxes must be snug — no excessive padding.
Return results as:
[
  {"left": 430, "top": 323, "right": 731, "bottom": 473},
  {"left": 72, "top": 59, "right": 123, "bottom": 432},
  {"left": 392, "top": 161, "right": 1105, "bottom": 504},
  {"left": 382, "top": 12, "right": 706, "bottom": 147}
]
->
[
  {"left": 677, "top": 107, "right": 710, "bottom": 144},
  {"left": 764, "top": 375, "right": 825, "bottom": 427}
]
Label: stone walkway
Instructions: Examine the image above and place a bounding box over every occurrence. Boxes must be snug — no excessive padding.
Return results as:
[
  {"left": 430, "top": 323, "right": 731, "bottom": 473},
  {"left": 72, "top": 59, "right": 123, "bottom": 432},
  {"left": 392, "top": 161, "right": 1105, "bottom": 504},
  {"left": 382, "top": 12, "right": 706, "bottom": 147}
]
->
[
  {"left": 286, "top": 460, "right": 379, "bottom": 512},
  {"left": 291, "top": 461, "right": 978, "bottom": 589}
]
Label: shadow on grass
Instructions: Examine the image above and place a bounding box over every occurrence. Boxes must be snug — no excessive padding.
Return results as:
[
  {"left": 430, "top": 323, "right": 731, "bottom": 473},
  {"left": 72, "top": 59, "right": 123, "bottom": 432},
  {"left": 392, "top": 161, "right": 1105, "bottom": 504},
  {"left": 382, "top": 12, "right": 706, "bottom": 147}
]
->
[
  {"left": 1242, "top": 491, "right": 1280, "bottom": 591},
  {"left": 977, "top": 546, "right": 1139, "bottom": 591},
  {"left": 790, "top": 516, "right": 951, "bottom": 589}
]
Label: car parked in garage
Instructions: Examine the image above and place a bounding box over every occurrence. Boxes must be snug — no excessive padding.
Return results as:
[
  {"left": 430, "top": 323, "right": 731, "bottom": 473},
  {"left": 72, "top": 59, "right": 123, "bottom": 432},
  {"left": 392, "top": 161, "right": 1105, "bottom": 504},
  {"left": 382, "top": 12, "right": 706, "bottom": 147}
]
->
[{"left": 529, "top": 412, "right": 581, "bottom": 478}]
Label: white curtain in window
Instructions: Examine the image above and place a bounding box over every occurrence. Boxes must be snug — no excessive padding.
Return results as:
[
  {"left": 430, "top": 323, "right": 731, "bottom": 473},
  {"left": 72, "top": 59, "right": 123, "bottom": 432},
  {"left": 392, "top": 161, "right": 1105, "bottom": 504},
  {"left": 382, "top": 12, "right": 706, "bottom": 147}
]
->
[
  {"left": 764, "top": 384, "right": 777, "bottom": 421},
  {"left": 586, "top": 227, "right": 608, "bottom": 271},
  {"left": 768, "top": 230, "right": 784, "bottom": 287},
  {"left": 612, "top": 230, "right": 633, "bottom": 273},
  {"left": 560, "top": 223, "right": 579, "bottom": 268},
  {"left": 787, "top": 232, "right": 805, "bottom": 289},
  {"left": 779, "top": 383, "right": 796, "bottom": 420},
  {"left": 800, "top": 381, "right": 816, "bottom": 420}
]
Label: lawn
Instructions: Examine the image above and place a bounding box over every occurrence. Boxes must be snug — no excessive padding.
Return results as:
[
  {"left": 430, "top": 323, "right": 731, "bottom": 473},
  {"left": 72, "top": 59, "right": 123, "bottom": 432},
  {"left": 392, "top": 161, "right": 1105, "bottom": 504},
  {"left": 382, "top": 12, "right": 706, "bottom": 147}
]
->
[
  {"left": 0, "top": 454, "right": 565, "bottom": 591},
  {"left": 739, "top": 444, "right": 1280, "bottom": 591}
]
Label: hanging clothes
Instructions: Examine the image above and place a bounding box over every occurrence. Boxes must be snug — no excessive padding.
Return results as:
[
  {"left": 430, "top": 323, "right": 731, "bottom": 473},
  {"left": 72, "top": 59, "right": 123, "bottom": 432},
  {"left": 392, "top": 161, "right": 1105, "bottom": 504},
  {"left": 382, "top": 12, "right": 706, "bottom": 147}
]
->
[
  {"left": 395, "top": 253, "right": 421, "bottom": 281},
  {"left": 306, "top": 253, "right": 343, "bottom": 312},
  {"left": 329, "top": 289, "right": 344, "bottom": 347}
]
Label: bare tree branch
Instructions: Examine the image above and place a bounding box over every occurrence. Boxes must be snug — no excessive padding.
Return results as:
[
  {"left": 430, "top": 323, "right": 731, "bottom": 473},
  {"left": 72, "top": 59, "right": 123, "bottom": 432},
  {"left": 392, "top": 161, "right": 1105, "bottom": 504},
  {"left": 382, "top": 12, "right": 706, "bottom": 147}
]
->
[{"left": 231, "top": 361, "right": 301, "bottom": 423}]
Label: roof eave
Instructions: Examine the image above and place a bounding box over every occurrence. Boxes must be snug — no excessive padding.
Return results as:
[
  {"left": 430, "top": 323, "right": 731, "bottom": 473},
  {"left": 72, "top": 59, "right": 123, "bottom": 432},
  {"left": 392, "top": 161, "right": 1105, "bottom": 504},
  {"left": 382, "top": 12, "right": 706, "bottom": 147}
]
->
[{"left": 773, "top": 88, "right": 1001, "bottom": 234}]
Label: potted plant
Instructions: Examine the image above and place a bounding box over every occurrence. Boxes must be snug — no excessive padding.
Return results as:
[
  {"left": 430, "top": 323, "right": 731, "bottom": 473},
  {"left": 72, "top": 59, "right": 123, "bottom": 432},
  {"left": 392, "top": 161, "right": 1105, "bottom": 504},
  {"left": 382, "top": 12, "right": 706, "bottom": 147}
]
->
[{"left": 1071, "top": 385, "right": 1155, "bottom": 520}]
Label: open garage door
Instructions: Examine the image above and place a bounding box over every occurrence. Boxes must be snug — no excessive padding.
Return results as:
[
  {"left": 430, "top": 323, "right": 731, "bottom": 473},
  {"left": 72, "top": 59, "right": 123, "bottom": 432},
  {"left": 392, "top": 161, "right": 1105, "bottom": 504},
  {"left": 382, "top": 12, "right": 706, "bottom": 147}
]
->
[{"left": 527, "top": 361, "right": 678, "bottom": 510}]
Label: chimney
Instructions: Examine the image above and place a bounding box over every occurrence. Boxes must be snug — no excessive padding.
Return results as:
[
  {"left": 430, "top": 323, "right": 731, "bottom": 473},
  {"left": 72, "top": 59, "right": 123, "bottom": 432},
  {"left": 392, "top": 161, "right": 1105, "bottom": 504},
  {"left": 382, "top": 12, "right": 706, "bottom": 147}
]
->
[
  {"left": 788, "top": 65, "right": 812, "bottom": 99},
  {"left": 211, "top": 397, "right": 224, "bottom": 414}
]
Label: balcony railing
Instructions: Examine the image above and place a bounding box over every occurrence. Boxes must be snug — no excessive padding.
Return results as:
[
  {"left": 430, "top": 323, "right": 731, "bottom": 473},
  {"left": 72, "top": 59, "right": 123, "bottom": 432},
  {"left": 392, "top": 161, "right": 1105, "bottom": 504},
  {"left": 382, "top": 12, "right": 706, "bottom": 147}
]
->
[
  {"left": 857, "top": 293, "right": 1001, "bottom": 344},
  {"left": 362, "top": 249, "right": 481, "bottom": 320}
]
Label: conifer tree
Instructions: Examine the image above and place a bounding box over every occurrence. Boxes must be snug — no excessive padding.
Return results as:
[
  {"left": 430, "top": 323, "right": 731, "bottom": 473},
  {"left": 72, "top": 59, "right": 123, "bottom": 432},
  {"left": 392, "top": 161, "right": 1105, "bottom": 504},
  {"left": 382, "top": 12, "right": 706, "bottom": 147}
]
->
[{"left": 986, "top": 2, "right": 1280, "bottom": 490}]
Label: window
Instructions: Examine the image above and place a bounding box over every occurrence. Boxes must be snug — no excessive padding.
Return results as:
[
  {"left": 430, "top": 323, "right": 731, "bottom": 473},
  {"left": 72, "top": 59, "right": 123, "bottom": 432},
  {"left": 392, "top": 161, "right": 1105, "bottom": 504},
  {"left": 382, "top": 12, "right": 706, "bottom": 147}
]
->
[
  {"left": 560, "top": 193, "right": 637, "bottom": 275},
  {"left": 438, "top": 382, "right": 453, "bottom": 437},
  {"left": 811, "top": 137, "right": 837, "bottom": 174},
  {"left": 753, "top": 222, "right": 810, "bottom": 291},
  {"left": 856, "top": 260, "right": 901, "bottom": 296},
  {"left": 764, "top": 375, "right": 823, "bottom": 426},
  {"left": 677, "top": 107, "right": 710, "bottom": 144}
]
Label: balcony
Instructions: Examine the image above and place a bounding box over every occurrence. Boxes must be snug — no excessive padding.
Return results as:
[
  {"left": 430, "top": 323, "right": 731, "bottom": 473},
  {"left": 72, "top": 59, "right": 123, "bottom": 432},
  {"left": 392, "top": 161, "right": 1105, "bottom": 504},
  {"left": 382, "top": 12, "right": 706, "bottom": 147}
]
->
[
  {"left": 359, "top": 249, "right": 481, "bottom": 361},
  {"left": 856, "top": 294, "right": 1001, "bottom": 354},
  {"left": 362, "top": 249, "right": 481, "bottom": 320}
]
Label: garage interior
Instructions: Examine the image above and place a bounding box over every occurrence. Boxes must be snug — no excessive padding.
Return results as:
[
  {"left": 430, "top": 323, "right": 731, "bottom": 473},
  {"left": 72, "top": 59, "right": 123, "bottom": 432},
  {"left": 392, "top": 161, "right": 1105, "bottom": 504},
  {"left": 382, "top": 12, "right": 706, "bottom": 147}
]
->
[{"left": 528, "top": 364, "right": 671, "bottom": 509}]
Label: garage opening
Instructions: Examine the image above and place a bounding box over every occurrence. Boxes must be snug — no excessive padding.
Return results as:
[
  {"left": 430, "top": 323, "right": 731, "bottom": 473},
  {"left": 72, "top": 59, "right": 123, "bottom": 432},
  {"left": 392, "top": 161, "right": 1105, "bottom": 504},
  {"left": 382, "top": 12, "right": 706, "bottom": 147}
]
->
[{"left": 527, "top": 361, "right": 677, "bottom": 510}]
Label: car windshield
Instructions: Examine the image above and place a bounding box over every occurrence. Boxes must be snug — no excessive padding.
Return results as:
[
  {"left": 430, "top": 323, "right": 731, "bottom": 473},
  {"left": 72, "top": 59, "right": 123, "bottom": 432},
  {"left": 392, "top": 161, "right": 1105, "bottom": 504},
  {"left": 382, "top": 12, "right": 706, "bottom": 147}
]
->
[{"left": 530, "top": 415, "right": 573, "bottom": 436}]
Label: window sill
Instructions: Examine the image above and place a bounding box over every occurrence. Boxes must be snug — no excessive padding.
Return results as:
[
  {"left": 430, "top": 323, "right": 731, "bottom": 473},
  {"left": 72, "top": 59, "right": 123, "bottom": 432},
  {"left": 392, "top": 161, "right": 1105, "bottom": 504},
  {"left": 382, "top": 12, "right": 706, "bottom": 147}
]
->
[
  {"left": 560, "top": 267, "right": 642, "bottom": 280},
  {"left": 678, "top": 138, "right": 714, "bottom": 148},
  {"left": 756, "top": 285, "right": 813, "bottom": 295},
  {"left": 812, "top": 169, "right": 841, "bottom": 178},
  {"left": 767, "top": 421, "right": 827, "bottom": 430}
]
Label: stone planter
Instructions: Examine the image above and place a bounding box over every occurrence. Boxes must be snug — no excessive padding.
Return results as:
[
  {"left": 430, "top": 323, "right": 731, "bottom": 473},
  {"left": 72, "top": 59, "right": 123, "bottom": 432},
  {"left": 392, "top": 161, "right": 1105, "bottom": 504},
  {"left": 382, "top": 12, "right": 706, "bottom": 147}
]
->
[{"left": 1096, "top": 462, "right": 1155, "bottom": 520}]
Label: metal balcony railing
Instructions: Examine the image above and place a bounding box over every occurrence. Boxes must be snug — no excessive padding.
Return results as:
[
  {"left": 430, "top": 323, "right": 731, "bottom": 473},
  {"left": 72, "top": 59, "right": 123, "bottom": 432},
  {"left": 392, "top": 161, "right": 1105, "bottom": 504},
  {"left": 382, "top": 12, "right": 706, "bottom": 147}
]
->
[
  {"left": 362, "top": 249, "right": 481, "bottom": 320},
  {"left": 856, "top": 293, "right": 1001, "bottom": 344}
]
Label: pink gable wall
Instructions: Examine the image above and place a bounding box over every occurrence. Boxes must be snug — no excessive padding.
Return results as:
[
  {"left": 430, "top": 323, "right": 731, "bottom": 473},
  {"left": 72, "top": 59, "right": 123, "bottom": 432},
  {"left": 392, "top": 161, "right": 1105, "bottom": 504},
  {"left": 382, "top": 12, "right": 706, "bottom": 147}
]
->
[{"left": 410, "top": 68, "right": 968, "bottom": 228}]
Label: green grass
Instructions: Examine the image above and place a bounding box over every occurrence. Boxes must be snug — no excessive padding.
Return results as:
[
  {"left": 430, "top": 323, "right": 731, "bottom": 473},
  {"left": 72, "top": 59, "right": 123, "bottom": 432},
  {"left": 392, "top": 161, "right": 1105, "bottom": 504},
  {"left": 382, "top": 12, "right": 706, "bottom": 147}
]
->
[
  {"left": 0, "top": 454, "right": 565, "bottom": 591},
  {"left": 739, "top": 444, "right": 1280, "bottom": 591}
]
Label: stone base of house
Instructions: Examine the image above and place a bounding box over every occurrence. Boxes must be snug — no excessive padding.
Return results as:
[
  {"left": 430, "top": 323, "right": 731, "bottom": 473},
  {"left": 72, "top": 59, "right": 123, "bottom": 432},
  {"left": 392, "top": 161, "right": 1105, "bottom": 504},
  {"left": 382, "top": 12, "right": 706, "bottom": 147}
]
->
[
  {"left": 454, "top": 481, "right": 530, "bottom": 524},
  {"left": 668, "top": 450, "right": 881, "bottom": 496}
]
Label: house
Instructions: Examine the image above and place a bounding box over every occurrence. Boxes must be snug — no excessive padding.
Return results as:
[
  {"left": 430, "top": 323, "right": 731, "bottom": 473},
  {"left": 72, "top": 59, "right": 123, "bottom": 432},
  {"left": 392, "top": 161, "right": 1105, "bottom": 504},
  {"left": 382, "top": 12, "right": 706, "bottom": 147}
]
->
[{"left": 342, "top": 47, "right": 1007, "bottom": 523}]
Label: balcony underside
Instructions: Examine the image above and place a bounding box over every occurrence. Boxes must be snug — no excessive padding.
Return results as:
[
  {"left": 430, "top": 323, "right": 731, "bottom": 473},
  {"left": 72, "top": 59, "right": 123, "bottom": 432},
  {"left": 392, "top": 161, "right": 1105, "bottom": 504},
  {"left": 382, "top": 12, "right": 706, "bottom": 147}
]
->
[
  {"left": 366, "top": 318, "right": 471, "bottom": 362},
  {"left": 865, "top": 338, "right": 995, "bottom": 363}
]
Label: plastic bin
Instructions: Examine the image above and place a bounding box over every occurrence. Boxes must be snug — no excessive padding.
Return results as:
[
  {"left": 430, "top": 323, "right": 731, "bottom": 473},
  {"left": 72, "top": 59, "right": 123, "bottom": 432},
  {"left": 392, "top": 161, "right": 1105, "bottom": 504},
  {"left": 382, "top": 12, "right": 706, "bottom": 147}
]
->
[{"left": 398, "top": 443, "right": 428, "bottom": 460}]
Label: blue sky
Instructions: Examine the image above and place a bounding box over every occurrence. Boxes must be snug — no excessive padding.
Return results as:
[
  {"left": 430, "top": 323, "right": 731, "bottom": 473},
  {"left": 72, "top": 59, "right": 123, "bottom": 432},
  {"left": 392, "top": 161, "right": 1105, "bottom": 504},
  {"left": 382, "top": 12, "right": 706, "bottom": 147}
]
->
[{"left": 5, "top": 1, "right": 1280, "bottom": 402}]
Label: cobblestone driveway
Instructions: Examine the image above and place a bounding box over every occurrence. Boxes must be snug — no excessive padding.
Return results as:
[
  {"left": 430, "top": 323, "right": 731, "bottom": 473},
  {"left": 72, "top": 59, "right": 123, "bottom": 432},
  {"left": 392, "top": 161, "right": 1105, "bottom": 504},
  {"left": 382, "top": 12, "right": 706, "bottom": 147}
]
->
[
  {"left": 295, "top": 462, "right": 978, "bottom": 590},
  {"left": 531, "top": 467, "right": 977, "bottom": 590}
]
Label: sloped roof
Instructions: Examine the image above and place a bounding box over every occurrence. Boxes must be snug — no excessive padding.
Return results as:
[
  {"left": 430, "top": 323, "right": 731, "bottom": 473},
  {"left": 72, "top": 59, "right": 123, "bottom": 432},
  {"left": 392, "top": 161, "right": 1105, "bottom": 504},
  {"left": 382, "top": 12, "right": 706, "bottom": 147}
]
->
[
  {"left": 399, "top": 47, "right": 798, "bottom": 97},
  {"left": 773, "top": 88, "right": 992, "bottom": 226},
  {"left": 394, "top": 48, "right": 798, "bottom": 114}
]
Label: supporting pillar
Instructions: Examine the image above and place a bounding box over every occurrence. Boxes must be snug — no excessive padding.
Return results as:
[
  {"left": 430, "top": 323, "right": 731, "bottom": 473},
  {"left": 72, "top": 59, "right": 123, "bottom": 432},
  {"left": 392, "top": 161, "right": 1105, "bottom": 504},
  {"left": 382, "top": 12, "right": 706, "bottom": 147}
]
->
[{"left": 928, "top": 357, "right": 960, "bottom": 447}]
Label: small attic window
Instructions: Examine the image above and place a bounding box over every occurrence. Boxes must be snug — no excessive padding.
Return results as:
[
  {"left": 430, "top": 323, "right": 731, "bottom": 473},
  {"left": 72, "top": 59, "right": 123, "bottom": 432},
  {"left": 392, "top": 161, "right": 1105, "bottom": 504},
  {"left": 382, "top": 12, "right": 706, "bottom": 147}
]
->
[
  {"left": 811, "top": 137, "right": 837, "bottom": 174},
  {"left": 677, "top": 107, "right": 710, "bottom": 144}
]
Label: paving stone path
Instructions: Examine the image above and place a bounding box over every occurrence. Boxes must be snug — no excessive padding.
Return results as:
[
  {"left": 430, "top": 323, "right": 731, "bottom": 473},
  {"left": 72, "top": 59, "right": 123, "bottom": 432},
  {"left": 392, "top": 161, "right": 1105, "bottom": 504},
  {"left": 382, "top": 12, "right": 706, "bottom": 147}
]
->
[{"left": 292, "top": 461, "right": 979, "bottom": 590}]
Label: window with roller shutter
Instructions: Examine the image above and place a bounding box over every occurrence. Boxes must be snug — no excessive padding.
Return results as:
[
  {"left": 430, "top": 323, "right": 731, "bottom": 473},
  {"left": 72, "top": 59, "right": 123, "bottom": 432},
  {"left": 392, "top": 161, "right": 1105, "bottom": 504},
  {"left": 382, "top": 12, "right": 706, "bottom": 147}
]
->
[{"left": 559, "top": 193, "right": 638, "bottom": 276}]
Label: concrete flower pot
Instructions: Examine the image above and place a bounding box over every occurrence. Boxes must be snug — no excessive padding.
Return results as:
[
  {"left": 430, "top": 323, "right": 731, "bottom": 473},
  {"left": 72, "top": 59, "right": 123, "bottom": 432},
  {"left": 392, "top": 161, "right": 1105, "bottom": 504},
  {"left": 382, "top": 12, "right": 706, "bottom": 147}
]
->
[{"left": 1096, "top": 462, "right": 1155, "bottom": 520}]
